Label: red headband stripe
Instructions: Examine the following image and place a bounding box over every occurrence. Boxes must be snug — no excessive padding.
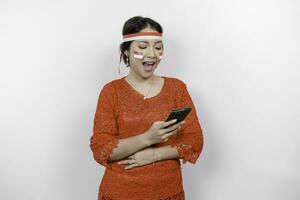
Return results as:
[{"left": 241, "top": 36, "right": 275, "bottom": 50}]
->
[{"left": 123, "top": 32, "right": 162, "bottom": 39}]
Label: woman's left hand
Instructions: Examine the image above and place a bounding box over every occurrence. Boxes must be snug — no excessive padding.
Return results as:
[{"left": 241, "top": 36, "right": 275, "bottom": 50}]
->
[{"left": 117, "top": 147, "right": 156, "bottom": 170}]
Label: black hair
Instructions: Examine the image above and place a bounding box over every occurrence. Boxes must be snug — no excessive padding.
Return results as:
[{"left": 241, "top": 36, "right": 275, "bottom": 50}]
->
[{"left": 119, "top": 16, "right": 163, "bottom": 68}]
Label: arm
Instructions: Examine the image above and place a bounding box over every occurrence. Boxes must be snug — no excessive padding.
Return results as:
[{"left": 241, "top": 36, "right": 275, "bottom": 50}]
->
[
  {"left": 90, "top": 83, "right": 154, "bottom": 167},
  {"left": 107, "top": 133, "right": 151, "bottom": 163},
  {"left": 169, "top": 81, "right": 204, "bottom": 164},
  {"left": 152, "top": 145, "right": 180, "bottom": 162},
  {"left": 119, "top": 81, "right": 204, "bottom": 165}
]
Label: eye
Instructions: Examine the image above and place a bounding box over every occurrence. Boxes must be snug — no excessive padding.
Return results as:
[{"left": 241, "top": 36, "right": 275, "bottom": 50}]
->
[
  {"left": 138, "top": 46, "right": 147, "bottom": 49},
  {"left": 155, "top": 44, "right": 163, "bottom": 50}
]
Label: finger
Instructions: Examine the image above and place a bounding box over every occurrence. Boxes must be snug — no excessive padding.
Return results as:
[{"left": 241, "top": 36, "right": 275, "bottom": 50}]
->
[
  {"left": 163, "top": 119, "right": 177, "bottom": 127},
  {"left": 164, "top": 121, "right": 185, "bottom": 132},
  {"left": 117, "top": 160, "right": 131, "bottom": 165},
  {"left": 125, "top": 163, "right": 139, "bottom": 170},
  {"left": 164, "top": 125, "right": 179, "bottom": 133},
  {"left": 164, "top": 127, "right": 177, "bottom": 134},
  {"left": 162, "top": 130, "right": 177, "bottom": 140},
  {"left": 167, "top": 120, "right": 185, "bottom": 129}
]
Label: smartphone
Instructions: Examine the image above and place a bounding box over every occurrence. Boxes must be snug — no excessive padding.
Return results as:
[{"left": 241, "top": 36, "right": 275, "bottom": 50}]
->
[{"left": 165, "top": 107, "right": 192, "bottom": 127}]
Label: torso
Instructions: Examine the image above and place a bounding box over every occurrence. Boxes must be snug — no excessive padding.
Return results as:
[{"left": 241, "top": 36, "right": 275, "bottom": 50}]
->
[{"left": 99, "top": 76, "right": 186, "bottom": 199}]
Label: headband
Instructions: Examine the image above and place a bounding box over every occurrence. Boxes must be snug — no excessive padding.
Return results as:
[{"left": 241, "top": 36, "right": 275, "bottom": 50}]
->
[{"left": 122, "top": 32, "right": 162, "bottom": 42}]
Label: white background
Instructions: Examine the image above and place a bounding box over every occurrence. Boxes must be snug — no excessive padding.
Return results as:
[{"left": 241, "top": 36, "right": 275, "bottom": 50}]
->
[{"left": 0, "top": 0, "right": 299, "bottom": 199}]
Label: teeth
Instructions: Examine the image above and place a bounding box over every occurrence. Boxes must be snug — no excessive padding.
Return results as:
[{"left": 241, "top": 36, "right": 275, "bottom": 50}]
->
[{"left": 144, "top": 62, "right": 154, "bottom": 65}]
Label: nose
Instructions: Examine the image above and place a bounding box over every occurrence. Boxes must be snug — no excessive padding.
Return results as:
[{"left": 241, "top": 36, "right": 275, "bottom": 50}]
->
[{"left": 145, "top": 46, "right": 156, "bottom": 59}]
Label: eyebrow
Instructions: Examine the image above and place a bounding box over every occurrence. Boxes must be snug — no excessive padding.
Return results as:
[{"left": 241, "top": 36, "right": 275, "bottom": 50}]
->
[{"left": 137, "top": 41, "right": 163, "bottom": 44}]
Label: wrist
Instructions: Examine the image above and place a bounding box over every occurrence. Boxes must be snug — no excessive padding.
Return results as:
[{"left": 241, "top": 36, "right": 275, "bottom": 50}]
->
[
  {"left": 152, "top": 148, "right": 160, "bottom": 162},
  {"left": 141, "top": 131, "right": 154, "bottom": 147}
]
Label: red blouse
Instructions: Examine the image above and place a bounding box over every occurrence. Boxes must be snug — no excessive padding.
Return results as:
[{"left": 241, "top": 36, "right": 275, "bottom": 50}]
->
[{"left": 90, "top": 76, "right": 204, "bottom": 200}]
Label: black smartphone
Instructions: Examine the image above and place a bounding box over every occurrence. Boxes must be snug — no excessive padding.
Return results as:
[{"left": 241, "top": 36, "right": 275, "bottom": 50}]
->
[{"left": 165, "top": 107, "right": 192, "bottom": 128}]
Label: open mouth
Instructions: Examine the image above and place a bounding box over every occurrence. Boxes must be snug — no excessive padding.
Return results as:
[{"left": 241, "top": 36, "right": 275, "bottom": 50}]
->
[{"left": 142, "top": 61, "right": 156, "bottom": 71}]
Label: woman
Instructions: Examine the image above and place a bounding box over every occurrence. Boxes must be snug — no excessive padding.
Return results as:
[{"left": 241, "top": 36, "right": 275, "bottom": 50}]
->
[{"left": 90, "top": 16, "right": 204, "bottom": 200}]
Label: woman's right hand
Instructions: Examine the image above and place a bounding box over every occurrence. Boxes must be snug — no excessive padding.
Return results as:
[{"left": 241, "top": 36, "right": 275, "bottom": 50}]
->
[{"left": 144, "top": 119, "right": 185, "bottom": 146}]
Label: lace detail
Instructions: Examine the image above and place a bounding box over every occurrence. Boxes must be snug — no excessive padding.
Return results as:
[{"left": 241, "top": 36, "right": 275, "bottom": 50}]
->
[
  {"left": 90, "top": 76, "right": 204, "bottom": 200},
  {"left": 169, "top": 79, "right": 204, "bottom": 164},
  {"left": 160, "top": 190, "right": 185, "bottom": 200},
  {"left": 98, "top": 137, "right": 119, "bottom": 169},
  {"left": 90, "top": 83, "right": 120, "bottom": 168},
  {"left": 98, "top": 190, "right": 184, "bottom": 200},
  {"left": 171, "top": 142, "right": 199, "bottom": 164},
  {"left": 99, "top": 192, "right": 113, "bottom": 200}
]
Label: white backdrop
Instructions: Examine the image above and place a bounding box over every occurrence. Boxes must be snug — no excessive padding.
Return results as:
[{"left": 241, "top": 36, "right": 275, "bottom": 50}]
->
[{"left": 0, "top": 1, "right": 299, "bottom": 200}]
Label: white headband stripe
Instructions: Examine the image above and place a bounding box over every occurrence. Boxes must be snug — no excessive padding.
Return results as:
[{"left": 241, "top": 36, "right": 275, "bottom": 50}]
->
[{"left": 123, "top": 35, "right": 162, "bottom": 42}]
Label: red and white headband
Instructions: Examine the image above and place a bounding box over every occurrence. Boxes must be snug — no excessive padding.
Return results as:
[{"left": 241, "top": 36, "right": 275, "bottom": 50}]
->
[{"left": 122, "top": 32, "right": 162, "bottom": 42}]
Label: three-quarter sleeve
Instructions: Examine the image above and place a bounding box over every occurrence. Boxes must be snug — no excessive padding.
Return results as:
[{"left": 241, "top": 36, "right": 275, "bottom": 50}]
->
[
  {"left": 171, "top": 81, "right": 204, "bottom": 164},
  {"left": 90, "top": 84, "right": 119, "bottom": 168}
]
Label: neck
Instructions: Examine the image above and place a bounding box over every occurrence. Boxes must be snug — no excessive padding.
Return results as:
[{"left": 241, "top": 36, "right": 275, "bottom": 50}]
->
[{"left": 126, "top": 71, "right": 156, "bottom": 84}]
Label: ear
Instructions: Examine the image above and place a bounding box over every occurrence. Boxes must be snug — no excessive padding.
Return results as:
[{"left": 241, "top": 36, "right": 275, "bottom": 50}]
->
[{"left": 124, "top": 50, "right": 129, "bottom": 57}]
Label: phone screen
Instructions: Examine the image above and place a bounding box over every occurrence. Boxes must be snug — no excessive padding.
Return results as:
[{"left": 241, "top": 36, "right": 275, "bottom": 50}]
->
[{"left": 165, "top": 107, "right": 192, "bottom": 127}]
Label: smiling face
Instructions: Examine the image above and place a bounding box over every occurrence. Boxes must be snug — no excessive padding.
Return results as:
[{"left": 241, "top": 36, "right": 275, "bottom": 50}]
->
[{"left": 124, "top": 26, "right": 164, "bottom": 79}]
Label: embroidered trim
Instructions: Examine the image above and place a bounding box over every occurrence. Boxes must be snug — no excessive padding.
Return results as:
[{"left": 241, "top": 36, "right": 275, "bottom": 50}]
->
[
  {"left": 98, "top": 190, "right": 184, "bottom": 200},
  {"left": 160, "top": 190, "right": 185, "bottom": 200},
  {"left": 99, "top": 137, "right": 119, "bottom": 169},
  {"left": 99, "top": 194, "right": 112, "bottom": 200},
  {"left": 171, "top": 142, "right": 196, "bottom": 164}
]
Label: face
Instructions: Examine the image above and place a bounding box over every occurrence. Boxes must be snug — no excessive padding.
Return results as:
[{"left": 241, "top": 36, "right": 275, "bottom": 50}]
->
[{"left": 125, "top": 26, "right": 164, "bottom": 78}]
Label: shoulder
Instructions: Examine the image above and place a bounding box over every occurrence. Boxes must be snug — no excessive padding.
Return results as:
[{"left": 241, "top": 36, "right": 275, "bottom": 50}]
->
[
  {"left": 100, "top": 77, "right": 124, "bottom": 92},
  {"left": 98, "top": 78, "right": 123, "bottom": 98},
  {"left": 165, "top": 76, "right": 187, "bottom": 89}
]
